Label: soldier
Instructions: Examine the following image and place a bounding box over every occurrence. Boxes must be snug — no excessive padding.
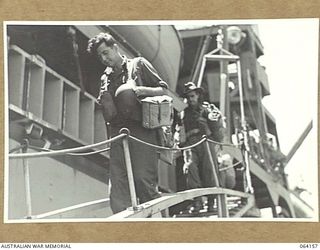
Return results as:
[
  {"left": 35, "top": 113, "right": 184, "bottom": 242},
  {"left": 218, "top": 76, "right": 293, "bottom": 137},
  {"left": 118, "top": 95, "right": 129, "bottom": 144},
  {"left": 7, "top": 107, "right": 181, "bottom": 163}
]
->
[
  {"left": 181, "top": 82, "right": 234, "bottom": 212},
  {"left": 87, "top": 33, "right": 168, "bottom": 214}
]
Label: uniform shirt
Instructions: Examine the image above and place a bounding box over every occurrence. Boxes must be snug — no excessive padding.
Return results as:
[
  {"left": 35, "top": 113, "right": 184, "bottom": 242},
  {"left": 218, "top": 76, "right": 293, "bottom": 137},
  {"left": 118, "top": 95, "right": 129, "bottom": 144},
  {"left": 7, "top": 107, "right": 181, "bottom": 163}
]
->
[
  {"left": 183, "top": 103, "right": 224, "bottom": 144},
  {"left": 100, "top": 56, "right": 167, "bottom": 129}
]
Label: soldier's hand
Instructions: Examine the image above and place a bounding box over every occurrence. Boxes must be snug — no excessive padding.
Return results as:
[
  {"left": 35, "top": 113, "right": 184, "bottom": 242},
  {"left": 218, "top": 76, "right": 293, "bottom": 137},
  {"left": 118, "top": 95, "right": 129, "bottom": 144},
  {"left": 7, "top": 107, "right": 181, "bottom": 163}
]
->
[
  {"left": 208, "top": 107, "right": 221, "bottom": 121},
  {"left": 220, "top": 154, "right": 232, "bottom": 166},
  {"left": 133, "top": 86, "right": 145, "bottom": 97}
]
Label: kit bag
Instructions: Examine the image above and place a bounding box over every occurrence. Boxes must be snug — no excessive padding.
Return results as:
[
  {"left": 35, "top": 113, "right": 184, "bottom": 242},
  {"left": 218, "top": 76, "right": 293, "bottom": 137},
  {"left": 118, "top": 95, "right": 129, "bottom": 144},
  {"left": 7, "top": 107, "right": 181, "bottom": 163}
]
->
[{"left": 99, "top": 92, "right": 117, "bottom": 122}]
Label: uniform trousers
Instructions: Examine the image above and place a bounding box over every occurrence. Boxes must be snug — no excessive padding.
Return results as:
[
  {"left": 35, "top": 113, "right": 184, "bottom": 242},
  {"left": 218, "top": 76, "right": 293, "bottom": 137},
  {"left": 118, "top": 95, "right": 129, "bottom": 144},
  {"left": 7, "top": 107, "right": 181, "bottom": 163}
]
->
[
  {"left": 185, "top": 140, "right": 220, "bottom": 189},
  {"left": 109, "top": 123, "right": 160, "bottom": 214}
]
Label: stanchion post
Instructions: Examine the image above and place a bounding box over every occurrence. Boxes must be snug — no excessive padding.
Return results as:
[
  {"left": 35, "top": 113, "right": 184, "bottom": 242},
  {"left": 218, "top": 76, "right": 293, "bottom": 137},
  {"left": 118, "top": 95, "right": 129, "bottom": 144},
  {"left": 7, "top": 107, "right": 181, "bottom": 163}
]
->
[
  {"left": 217, "top": 194, "right": 228, "bottom": 217},
  {"left": 120, "top": 128, "right": 139, "bottom": 210},
  {"left": 204, "top": 136, "right": 229, "bottom": 217},
  {"left": 21, "top": 139, "right": 32, "bottom": 219},
  {"left": 204, "top": 136, "right": 220, "bottom": 188}
]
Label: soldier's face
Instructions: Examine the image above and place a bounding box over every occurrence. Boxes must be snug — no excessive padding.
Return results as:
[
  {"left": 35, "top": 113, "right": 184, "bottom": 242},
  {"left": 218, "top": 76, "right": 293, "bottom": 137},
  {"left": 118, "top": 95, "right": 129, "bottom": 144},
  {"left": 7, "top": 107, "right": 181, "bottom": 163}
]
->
[
  {"left": 96, "top": 42, "right": 120, "bottom": 67},
  {"left": 186, "top": 91, "right": 200, "bottom": 107}
]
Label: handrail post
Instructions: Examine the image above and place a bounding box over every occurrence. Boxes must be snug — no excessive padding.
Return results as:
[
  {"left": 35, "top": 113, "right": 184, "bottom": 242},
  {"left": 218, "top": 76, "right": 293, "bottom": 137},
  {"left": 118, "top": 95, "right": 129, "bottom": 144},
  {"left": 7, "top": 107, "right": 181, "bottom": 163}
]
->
[
  {"left": 204, "top": 136, "right": 229, "bottom": 217},
  {"left": 21, "top": 139, "right": 32, "bottom": 219},
  {"left": 217, "top": 194, "right": 228, "bottom": 217},
  {"left": 120, "top": 128, "right": 139, "bottom": 210}
]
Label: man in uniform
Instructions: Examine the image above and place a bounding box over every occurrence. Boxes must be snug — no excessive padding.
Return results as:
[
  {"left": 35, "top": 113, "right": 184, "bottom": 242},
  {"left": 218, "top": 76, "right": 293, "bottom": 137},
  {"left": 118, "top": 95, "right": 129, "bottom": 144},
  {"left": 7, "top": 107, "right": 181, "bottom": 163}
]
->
[
  {"left": 182, "top": 82, "right": 233, "bottom": 212},
  {"left": 87, "top": 33, "right": 168, "bottom": 214}
]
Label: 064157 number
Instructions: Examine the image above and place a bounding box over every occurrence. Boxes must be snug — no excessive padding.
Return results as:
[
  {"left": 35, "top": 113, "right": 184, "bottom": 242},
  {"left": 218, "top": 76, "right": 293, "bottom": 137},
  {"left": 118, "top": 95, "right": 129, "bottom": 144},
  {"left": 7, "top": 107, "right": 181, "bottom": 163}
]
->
[{"left": 300, "top": 244, "right": 319, "bottom": 249}]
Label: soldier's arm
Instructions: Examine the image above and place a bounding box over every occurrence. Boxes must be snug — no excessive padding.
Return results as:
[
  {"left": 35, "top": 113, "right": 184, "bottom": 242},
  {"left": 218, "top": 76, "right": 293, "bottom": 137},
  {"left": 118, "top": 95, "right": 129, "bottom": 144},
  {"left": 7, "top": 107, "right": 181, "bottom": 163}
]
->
[
  {"left": 206, "top": 106, "right": 225, "bottom": 142},
  {"left": 133, "top": 86, "right": 165, "bottom": 97},
  {"left": 133, "top": 57, "right": 168, "bottom": 97}
]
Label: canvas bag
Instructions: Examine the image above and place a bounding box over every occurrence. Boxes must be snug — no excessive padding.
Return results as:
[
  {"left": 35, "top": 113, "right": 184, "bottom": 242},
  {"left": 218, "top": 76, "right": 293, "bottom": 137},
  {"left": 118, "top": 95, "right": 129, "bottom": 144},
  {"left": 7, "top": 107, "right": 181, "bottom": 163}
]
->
[{"left": 98, "top": 70, "right": 117, "bottom": 122}]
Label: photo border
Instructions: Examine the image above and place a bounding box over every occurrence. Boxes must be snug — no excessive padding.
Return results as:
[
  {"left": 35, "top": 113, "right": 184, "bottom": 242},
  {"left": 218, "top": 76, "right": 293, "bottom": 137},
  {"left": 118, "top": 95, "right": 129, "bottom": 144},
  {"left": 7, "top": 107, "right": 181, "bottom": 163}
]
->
[{"left": 0, "top": 0, "right": 319, "bottom": 243}]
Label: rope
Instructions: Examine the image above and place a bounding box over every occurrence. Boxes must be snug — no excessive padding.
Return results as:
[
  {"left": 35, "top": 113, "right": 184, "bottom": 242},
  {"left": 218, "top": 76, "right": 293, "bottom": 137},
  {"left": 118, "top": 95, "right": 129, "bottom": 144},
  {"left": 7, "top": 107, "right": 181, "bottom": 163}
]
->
[
  {"left": 9, "top": 145, "right": 24, "bottom": 154},
  {"left": 207, "top": 138, "right": 238, "bottom": 148},
  {"left": 9, "top": 130, "right": 237, "bottom": 160},
  {"left": 128, "top": 135, "right": 207, "bottom": 151},
  {"left": 28, "top": 145, "right": 110, "bottom": 156},
  {"left": 9, "top": 134, "right": 126, "bottom": 159},
  {"left": 219, "top": 161, "right": 242, "bottom": 171},
  {"left": 69, "top": 148, "right": 110, "bottom": 156}
]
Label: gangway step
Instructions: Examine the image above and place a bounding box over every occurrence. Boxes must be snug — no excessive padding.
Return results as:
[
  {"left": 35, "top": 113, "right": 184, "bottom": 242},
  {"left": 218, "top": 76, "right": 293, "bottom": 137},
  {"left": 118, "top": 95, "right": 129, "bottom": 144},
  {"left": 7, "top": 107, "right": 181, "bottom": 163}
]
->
[{"left": 172, "top": 197, "right": 253, "bottom": 218}]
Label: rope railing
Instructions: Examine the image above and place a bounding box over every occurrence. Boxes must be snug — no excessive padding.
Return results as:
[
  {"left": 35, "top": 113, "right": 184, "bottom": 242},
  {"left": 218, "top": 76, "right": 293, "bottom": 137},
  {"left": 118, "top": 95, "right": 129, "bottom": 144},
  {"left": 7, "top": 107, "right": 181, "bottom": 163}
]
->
[
  {"left": 9, "top": 131, "right": 239, "bottom": 160},
  {"left": 128, "top": 135, "right": 208, "bottom": 151},
  {"left": 129, "top": 134, "right": 239, "bottom": 151},
  {"left": 9, "top": 133, "right": 125, "bottom": 159},
  {"left": 8, "top": 127, "right": 247, "bottom": 219},
  {"left": 69, "top": 147, "right": 110, "bottom": 156},
  {"left": 27, "top": 145, "right": 111, "bottom": 156}
]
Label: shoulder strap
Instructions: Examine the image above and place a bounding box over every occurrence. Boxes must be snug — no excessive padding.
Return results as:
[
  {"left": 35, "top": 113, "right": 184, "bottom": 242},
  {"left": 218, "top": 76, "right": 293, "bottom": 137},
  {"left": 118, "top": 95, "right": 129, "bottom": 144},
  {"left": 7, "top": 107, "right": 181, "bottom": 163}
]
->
[
  {"left": 126, "top": 59, "right": 135, "bottom": 81},
  {"left": 127, "top": 57, "right": 144, "bottom": 86}
]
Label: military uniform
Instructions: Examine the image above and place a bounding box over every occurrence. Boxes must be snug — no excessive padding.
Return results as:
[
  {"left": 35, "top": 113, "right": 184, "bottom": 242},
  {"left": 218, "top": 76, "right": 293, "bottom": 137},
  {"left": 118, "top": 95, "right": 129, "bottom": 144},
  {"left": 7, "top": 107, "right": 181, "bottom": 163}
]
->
[
  {"left": 100, "top": 56, "right": 167, "bottom": 213},
  {"left": 183, "top": 102, "right": 225, "bottom": 190}
]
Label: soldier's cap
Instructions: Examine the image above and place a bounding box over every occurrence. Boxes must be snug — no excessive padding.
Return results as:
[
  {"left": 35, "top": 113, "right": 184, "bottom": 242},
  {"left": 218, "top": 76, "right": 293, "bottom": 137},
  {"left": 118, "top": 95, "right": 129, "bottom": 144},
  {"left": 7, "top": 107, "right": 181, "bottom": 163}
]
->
[{"left": 183, "top": 82, "right": 203, "bottom": 97}]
